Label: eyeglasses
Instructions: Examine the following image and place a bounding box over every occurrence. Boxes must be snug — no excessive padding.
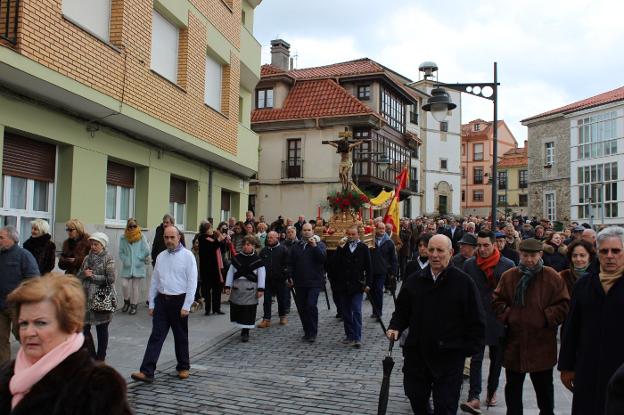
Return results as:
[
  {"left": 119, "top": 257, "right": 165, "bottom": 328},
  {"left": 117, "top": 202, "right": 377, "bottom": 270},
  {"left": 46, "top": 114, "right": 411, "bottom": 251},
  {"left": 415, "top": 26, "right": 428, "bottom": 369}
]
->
[
  {"left": 65, "top": 228, "right": 76, "bottom": 232},
  {"left": 598, "top": 248, "right": 622, "bottom": 255},
  {"left": 128, "top": 225, "right": 138, "bottom": 229}
]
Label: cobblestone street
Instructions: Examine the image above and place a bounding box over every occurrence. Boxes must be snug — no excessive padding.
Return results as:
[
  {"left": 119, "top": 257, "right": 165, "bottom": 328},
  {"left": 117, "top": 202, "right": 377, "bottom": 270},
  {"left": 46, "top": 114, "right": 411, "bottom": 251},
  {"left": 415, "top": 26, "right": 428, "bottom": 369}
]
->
[{"left": 127, "top": 290, "right": 572, "bottom": 415}]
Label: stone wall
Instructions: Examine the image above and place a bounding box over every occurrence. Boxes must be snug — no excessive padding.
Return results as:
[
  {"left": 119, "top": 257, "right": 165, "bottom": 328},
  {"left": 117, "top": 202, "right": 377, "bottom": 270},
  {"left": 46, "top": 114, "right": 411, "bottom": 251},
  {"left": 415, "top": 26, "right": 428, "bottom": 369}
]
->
[{"left": 526, "top": 116, "right": 571, "bottom": 221}]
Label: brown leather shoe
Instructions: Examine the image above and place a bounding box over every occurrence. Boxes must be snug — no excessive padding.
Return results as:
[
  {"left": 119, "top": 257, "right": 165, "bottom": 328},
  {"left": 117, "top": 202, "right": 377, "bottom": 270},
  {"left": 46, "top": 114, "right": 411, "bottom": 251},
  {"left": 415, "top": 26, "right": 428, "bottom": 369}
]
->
[
  {"left": 257, "top": 319, "right": 271, "bottom": 328},
  {"left": 460, "top": 399, "right": 482, "bottom": 414},
  {"left": 279, "top": 316, "right": 288, "bottom": 325},
  {"left": 131, "top": 371, "right": 154, "bottom": 383},
  {"left": 177, "top": 370, "right": 190, "bottom": 379}
]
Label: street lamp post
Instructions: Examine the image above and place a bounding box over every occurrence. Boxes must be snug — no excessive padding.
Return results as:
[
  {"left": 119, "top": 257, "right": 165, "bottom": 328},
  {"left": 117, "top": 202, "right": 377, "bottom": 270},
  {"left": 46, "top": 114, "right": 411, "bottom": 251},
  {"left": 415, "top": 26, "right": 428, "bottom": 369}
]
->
[{"left": 418, "top": 62, "right": 500, "bottom": 227}]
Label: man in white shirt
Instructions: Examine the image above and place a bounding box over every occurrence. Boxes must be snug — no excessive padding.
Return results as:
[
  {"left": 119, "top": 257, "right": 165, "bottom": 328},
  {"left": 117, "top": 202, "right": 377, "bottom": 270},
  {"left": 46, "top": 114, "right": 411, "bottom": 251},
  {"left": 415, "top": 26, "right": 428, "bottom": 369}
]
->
[{"left": 131, "top": 225, "right": 197, "bottom": 383}]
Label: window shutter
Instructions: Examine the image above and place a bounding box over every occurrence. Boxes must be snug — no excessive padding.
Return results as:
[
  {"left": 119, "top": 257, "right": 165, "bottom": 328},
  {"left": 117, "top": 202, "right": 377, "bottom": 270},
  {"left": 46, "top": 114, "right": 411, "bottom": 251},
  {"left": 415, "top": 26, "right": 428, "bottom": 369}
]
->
[
  {"left": 106, "top": 161, "right": 135, "bottom": 188},
  {"left": 221, "top": 190, "right": 231, "bottom": 211},
  {"left": 170, "top": 177, "right": 186, "bottom": 203},
  {"left": 3, "top": 134, "right": 56, "bottom": 182}
]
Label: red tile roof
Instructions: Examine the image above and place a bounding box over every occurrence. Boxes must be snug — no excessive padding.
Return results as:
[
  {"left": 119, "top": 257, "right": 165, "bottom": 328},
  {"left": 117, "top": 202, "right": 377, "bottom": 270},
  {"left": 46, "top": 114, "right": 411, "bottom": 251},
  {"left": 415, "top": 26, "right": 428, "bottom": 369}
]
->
[
  {"left": 522, "top": 86, "right": 624, "bottom": 122},
  {"left": 497, "top": 146, "right": 528, "bottom": 168},
  {"left": 461, "top": 119, "right": 505, "bottom": 138},
  {"left": 251, "top": 79, "right": 375, "bottom": 123},
  {"left": 261, "top": 59, "right": 385, "bottom": 80}
]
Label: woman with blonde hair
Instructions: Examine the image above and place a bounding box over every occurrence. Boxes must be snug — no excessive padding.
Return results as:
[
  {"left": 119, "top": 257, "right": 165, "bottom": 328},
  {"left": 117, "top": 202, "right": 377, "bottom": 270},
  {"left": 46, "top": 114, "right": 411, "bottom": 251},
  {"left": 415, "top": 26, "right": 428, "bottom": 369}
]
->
[
  {"left": 58, "top": 219, "right": 90, "bottom": 275},
  {"left": 118, "top": 218, "right": 150, "bottom": 315},
  {"left": 77, "top": 232, "right": 116, "bottom": 362},
  {"left": 0, "top": 275, "right": 131, "bottom": 414},
  {"left": 23, "top": 219, "right": 56, "bottom": 274}
]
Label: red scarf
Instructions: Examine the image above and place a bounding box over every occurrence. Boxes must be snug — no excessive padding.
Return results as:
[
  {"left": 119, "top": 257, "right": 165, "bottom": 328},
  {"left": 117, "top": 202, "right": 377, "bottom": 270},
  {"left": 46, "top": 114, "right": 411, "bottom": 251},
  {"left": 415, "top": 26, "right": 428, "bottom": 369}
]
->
[{"left": 476, "top": 248, "right": 501, "bottom": 287}]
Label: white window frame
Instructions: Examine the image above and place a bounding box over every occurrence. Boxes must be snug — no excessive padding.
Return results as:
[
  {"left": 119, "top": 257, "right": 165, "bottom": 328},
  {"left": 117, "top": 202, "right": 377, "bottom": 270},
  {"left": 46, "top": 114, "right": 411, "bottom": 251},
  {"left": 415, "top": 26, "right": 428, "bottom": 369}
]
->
[
  {"left": 62, "top": 0, "right": 112, "bottom": 42},
  {"left": 544, "top": 191, "right": 556, "bottom": 221},
  {"left": 256, "top": 89, "right": 273, "bottom": 109},
  {"left": 0, "top": 176, "right": 54, "bottom": 243},
  {"left": 169, "top": 202, "right": 186, "bottom": 230},
  {"left": 545, "top": 142, "right": 555, "bottom": 165},
  {"left": 105, "top": 184, "right": 135, "bottom": 226},
  {"left": 151, "top": 9, "right": 179, "bottom": 83},
  {"left": 473, "top": 143, "right": 484, "bottom": 161},
  {"left": 204, "top": 54, "right": 223, "bottom": 111}
]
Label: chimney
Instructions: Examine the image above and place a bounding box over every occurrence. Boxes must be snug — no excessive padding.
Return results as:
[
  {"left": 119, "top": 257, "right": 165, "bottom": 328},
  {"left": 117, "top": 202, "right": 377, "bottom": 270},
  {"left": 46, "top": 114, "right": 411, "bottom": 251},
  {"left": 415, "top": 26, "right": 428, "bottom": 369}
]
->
[{"left": 270, "top": 39, "right": 291, "bottom": 71}]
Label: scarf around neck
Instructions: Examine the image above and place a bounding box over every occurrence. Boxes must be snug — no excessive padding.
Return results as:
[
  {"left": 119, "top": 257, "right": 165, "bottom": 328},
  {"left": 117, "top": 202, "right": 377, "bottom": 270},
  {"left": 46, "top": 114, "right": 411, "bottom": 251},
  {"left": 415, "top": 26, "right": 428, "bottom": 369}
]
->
[
  {"left": 599, "top": 265, "right": 624, "bottom": 294},
  {"left": 476, "top": 248, "right": 501, "bottom": 287},
  {"left": 10, "top": 332, "right": 84, "bottom": 409},
  {"left": 514, "top": 258, "right": 544, "bottom": 307},
  {"left": 124, "top": 226, "right": 142, "bottom": 243}
]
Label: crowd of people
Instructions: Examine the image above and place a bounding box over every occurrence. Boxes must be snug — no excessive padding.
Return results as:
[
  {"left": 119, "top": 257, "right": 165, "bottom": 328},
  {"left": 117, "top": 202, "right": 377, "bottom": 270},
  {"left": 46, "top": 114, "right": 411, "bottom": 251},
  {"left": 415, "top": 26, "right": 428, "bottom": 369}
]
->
[{"left": 0, "top": 209, "right": 622, "bottom": 414}]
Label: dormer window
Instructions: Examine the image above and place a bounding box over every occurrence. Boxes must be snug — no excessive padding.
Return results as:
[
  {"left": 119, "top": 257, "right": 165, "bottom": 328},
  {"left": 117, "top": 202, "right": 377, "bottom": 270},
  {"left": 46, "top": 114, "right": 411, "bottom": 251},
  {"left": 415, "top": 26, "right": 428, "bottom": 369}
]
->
[
  {"left": 474, "top": 123, "right": 481, "bottom": 131},
  {"left": 256, "top": 88, "right": 273, "bottom": 109},
  {"left": 357, "top": 85, "right": 371, "bottom": 100}
]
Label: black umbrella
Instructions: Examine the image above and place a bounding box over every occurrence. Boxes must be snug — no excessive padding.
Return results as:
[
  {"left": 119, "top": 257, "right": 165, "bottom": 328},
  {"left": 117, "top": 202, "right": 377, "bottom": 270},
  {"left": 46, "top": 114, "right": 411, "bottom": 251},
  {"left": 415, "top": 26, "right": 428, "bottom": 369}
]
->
[
  {"left": 365, "top": 291, "right": 388, "bottom": 334},
  {"left": 377, "top": 339, "right": 395, "bottom": 415}
]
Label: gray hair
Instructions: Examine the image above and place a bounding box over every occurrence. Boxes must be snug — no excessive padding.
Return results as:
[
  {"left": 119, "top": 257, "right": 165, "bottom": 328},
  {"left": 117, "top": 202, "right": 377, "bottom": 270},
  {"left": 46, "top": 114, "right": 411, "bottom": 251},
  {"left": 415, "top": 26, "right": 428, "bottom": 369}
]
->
[
  {"left": 286, "top": 225, "right": 296, "bottom": 232},
  {"left": 30, "top": 218, "right": 50, "bottom": 235},
  {"left": 597, "top": 226, "right": 624, "bottom": 248},
  {"left": 162, "top": 213, "right": 174, "bottom": 223},
  {"left": 0, "top": 226, "right": 19, "bottom": 243}
]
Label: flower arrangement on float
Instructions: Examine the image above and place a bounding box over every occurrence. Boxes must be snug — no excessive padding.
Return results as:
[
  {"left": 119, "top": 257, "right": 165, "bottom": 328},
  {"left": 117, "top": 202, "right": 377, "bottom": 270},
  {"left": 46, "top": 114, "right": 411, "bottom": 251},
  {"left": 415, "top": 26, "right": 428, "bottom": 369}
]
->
[{"left": 326, "top": 189, "right": 369, "bottom": 213}]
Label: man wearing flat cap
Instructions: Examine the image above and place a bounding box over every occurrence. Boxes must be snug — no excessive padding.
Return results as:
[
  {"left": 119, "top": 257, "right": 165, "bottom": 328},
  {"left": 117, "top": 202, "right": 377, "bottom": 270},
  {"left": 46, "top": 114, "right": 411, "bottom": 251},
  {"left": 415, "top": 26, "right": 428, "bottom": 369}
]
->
[
  {"left": 496, "top": 231, "right": 519, "bottom": 266},
  {"left": 452, "top": 233, "right": 477, "bottom": 268},
  {"left": 492, "top": 238, "right": 569, "bottom": 415}
]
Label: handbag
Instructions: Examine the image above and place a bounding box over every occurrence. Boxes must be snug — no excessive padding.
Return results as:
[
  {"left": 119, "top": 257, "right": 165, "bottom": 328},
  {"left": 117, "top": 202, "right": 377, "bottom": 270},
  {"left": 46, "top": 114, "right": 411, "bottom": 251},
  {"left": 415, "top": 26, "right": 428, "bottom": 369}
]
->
[{"left": 89, "top": 258, "right": 117, "bottom": 312}]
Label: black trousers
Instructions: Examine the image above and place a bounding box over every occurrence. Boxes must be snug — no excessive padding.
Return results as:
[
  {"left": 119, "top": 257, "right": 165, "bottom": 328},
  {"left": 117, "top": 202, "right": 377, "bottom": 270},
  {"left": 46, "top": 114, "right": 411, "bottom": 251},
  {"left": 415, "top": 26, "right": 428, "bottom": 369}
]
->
[
  {"left": 202, "top": 281, "right": 223, "bottom": 313},
  {"left": 140, "top": 293, "right": 189, "bottom": 377},
  {"left": 403, "top": 351, "right": 464, "bottom": 415},
  {"left": 505, "top": 368, "right": 554, "bottom": 415},
  {"left": 83, "top": 322, "right": 109, "bottom": 361},
  {"left": 468, "top": 342, "right": 503, "bottom": 400}
]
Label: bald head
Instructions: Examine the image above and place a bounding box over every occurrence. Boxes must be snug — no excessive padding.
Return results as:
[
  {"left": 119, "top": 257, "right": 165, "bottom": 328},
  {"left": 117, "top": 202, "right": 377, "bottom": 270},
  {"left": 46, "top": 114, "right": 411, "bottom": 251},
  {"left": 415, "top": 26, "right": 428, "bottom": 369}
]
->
[
  {"left": 163, "top": 225, "right": 181, "bottom": 250},
  {"left": 582, "top": 229, "right": 596, "bottom": 245},
  {"left": 267, "top": 231, "right": 279, "bottom": 246}
]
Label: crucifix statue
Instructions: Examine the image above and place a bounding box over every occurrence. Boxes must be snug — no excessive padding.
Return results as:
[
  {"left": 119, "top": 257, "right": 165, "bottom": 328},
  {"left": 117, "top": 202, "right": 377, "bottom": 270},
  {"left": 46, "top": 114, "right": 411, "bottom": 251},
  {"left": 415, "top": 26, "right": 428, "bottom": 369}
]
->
[{"left": 322, "top": 128, "right": 364, "bottom": 192}]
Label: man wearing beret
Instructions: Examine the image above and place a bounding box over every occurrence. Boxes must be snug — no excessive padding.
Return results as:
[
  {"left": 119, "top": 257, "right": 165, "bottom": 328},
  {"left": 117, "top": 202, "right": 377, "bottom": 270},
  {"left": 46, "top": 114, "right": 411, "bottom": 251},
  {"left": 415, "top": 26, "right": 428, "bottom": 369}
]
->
[
  {"left": 495, "top": 231, "right": 520, "bottom": 266},
  {"left": 492, "top": 238, "right": 569, "bottom": 415}
]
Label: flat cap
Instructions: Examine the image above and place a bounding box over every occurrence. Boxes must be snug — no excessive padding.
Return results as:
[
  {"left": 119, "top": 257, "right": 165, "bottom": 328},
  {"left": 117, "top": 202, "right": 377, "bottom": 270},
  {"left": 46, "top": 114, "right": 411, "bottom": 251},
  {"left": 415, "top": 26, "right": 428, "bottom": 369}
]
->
[
  {"left": 519, "top": 238, "right": 543, "bottom": 252},
  {"left": 458, "top": 233, "right": 477, "bottom": 246},
  {"left": 573, "top": 226, "right": 585, "bottom": 232},
  {"left": 495, "top": 231, "right": 506, "bottom": 239}
]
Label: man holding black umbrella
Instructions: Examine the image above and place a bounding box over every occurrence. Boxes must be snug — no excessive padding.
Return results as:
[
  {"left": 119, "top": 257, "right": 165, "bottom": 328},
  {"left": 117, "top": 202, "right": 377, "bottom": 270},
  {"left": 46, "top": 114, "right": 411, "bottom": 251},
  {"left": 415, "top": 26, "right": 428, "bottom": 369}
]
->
[{"left": 387, "top": 234, "right": 485, "bottom": 415}]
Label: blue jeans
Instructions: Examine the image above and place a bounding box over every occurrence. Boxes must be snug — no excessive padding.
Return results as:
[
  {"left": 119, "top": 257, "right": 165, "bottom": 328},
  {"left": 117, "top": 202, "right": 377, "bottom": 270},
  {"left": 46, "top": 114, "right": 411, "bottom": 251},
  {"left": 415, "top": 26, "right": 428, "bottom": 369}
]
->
[
  {"left": 294, "top": 287, "right": 320, "bottom": 338},
  {"left": 262, "top": 280, "right": 289, "bottom": 320},
  {"left": 371, "top": 274, "right": 386, "bottom": 316},
  {"left": 340, "top": 292, "right": 363, "bottom": 341},
  {"left": 140, "top": 293, "right": 189, "bottom": 377}
]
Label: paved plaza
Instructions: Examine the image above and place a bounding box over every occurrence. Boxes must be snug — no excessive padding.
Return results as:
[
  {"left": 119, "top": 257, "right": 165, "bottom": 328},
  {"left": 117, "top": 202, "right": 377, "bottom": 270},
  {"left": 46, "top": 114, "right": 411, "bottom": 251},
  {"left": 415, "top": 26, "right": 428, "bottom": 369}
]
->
[{"left": 122, "top": 290, "right": 573, "bottom": 415}]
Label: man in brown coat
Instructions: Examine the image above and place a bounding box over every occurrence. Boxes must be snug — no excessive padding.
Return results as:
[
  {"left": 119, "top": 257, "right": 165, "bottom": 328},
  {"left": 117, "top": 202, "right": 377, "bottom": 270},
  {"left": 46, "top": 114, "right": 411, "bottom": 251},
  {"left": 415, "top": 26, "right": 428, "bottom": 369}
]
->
[{"left": 492, "top": 238, "right": 569, "bottom": 415}]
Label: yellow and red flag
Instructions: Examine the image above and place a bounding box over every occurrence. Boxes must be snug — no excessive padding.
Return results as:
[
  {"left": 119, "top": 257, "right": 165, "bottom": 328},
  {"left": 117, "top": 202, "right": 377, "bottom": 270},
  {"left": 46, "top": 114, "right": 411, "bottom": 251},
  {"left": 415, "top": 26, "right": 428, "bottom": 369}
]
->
[{"left": 383, "top": 167, "right": 408, "bottom": 232}]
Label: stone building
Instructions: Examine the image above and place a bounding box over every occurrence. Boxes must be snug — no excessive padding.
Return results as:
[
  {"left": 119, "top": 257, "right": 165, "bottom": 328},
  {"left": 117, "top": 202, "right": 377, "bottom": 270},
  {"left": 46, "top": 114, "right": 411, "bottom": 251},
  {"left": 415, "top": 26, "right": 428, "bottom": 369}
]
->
[{"left": 522, "top": 86, "right": 624, "bottom": 225}]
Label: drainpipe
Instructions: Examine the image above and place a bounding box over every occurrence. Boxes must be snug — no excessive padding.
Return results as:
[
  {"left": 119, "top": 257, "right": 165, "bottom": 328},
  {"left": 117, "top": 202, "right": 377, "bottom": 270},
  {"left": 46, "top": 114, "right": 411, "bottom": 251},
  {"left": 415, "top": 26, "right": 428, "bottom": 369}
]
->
[{"left": 208, "top": 165, "right": 213, "bottom": 219}]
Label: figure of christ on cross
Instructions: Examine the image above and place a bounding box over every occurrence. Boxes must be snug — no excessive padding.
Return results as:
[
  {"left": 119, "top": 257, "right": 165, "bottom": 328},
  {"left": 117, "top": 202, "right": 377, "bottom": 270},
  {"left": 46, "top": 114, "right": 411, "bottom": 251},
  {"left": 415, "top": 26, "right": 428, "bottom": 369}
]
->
[{"left": 322, "top": 129, "right": 364, "bottom": 192}]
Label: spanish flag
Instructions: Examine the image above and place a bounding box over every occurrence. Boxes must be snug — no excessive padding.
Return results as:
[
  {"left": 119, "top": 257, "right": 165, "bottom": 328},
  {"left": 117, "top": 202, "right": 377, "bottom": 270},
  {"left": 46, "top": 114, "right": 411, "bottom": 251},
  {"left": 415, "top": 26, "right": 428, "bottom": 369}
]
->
[{"left": 383, "top": 167, "right": 408, "bottom": 232}]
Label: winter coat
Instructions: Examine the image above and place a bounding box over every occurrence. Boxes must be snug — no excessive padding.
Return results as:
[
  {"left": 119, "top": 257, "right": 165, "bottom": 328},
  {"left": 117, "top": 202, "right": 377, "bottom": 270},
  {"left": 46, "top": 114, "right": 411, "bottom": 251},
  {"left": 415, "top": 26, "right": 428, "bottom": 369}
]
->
[
  {"left": 0, "top": 347, "right": 132, "bottom": 415},
  {"left": 22, "top": 234, "right": 56, "bottom": 275},
  {"left": 334, "top": 241, "right": 372, "bottom": 295},
  {"left": 371, "top": 235, "right": 398, "bottom": 276},
  {"left": 58, "top": 235, "right": 91, "bottom": 275},
  {"left": 542, "top": 242, "right": 569, "bottom": 272},
  {"left": 451, "top": 253, "right": 471, "bottom": 269},
  {"left": 259, "top": 243, "right": 289, "bottom": 286},
  {"left": 0, "top": 245, "right": 39, "bottom": 310},
  {"left": 500, "top": 245, "right": 520, "bottom": 266},
  {"left": 398, "top": 228, "right": 413, "bottom": 258},
  {"left": 493, "top": 265, "right": 569, "bottom": 373},
  {"left": 607, "top": 362, "right": 624, "bottom": 415},
  {"left": 443, "top": 226, "right": 464, "bottom": 253},
  {"left": 558, "top": 272, "right": 624, "bottom": 415},
  {"left": 463, "top": 255, "right": 515, "bottom": 345},
  {"left": 389, "top": 264, "right": 485, "bottom": 376},
  {"left": 118, "top": 234, "right": 150, "bottom": 278},
  {"left": 289, "top": 240, "right": 327, "bottom": 288},
  {"left": 198, "top": 234, "right": 225, "bottom": 287},
  {"left": 77, "top": 250, "right": 116, "bottom": 325}
]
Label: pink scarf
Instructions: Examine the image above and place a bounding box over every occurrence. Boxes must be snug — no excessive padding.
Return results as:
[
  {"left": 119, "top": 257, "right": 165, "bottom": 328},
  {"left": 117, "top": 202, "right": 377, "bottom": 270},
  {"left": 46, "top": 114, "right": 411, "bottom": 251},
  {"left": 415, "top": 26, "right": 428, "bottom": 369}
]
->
[{"left": 10, "top": 332, "right": 84, "bottom": 409}]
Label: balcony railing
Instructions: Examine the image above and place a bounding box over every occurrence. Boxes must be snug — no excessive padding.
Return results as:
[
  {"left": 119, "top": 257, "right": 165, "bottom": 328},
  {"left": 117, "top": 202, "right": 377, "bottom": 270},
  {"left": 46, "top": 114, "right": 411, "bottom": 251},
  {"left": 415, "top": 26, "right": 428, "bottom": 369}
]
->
[
  {"left": 0, "top": 0, "right": 19, "bottom": 45},
  {"left": 409, "top": 180, "right": 418, "bottom": 192},
  {"left": 281, "top": 159, "right": 304, "bottom": 180}
]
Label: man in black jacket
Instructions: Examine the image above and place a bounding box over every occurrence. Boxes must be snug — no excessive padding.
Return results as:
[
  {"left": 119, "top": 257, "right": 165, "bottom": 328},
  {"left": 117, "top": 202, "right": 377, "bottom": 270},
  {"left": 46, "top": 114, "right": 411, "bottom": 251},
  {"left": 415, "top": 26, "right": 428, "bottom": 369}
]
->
[
  {"left": 495, "top": 231, "right": 519, "bottom": 265},
  {"left": 387, "top": 234, "right": 485, "bottom": 415},
  {"left": 370, "top": 221, "right": 398, "bottom": 318},
  {"left": 444, "top": 217, "right": 464, "bottom": 254},
  {"left": 335, "top": 226, "right": 372, "bottom": 348},
  {"left": 257, "top": 231, "right": 290, "bottom": 328}
]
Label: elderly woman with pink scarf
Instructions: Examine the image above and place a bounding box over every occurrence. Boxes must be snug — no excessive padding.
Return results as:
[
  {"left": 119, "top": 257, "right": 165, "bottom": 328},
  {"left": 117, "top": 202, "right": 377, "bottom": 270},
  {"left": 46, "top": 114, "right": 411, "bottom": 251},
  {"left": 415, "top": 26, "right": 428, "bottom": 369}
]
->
[{"left": 0, "top": 275, "right": 130, "bottom": 414}]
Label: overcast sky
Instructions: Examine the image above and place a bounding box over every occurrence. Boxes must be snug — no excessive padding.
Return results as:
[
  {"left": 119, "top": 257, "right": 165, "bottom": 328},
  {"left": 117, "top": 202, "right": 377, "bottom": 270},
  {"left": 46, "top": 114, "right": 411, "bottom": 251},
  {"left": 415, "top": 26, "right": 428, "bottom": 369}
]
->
[{"left": 254, "top": 0, "right": 624, "bottom": 144}]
